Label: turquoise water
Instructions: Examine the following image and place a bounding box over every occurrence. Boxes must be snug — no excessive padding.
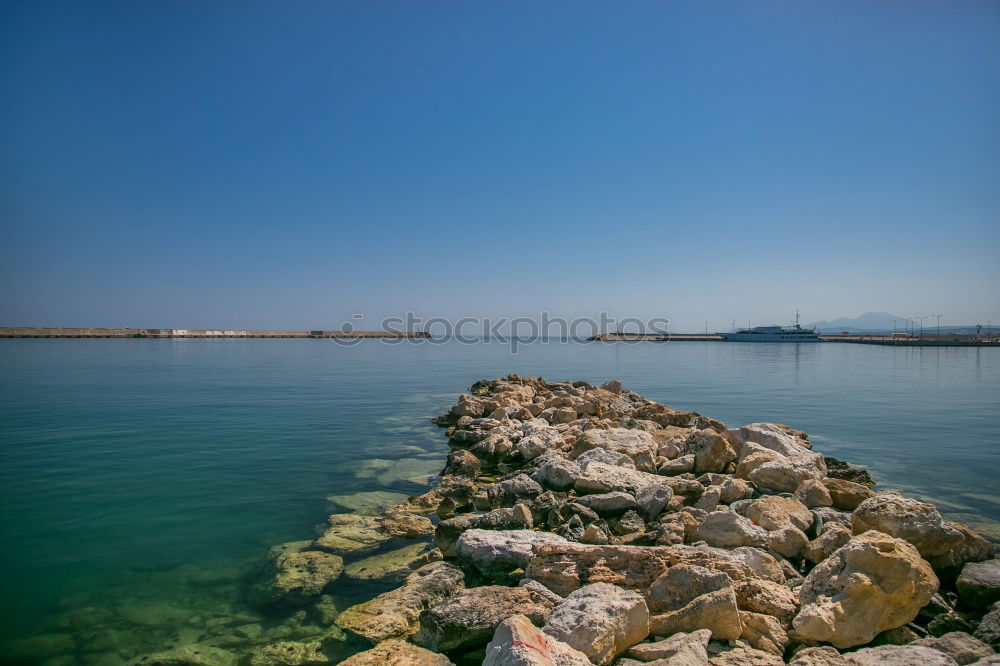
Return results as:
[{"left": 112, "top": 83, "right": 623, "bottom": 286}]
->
[{"left": 0, "top": 339, "right": 998, "bottom": 663}]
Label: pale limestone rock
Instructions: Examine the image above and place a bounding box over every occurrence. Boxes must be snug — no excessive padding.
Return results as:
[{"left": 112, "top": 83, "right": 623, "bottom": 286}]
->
[
  {"left": 796, "top": 479, "right": 833, "bottom": 508},
  {"left": 574, "top": 491, "right": 637, "bottom": 516},
  {"left": 821, "top": 478, "right": 874, "bottom": 511},
  {"left": 738, "top": 611, "right": 788, "bottom": 656},
  {"left": 734, "top": 578, "right": 799, "bottom": 626},
  {"left": 573, "top": 428, "right": 658, "bottom": 471},
  {"left": 483, "top": 614, "right": 590, "bottom": 666},
  {"left": 718, "top": 477, "right": 753, "bottom": 505},
  {"left": 708, "top": 645, "right": 783, "bottom": 665},
  {"left": 660, "top": 454, "right": 696, "bottom": 476},
  {"left": 769, "top": 525, "right": 810, "bottom": 559},
  {"left": 650, "top": 587, "right": 743, "bottom": 641},
  {"left": 338, "top": 639, "right": 453, "bottom": 666},
  {"left": 649, "top": 564, "right": 733, "bottom": 613},
  {"left": 851, "top": 493, "right": 964, "bottom": 559},
  {"left": 627, "top": 629, "right": 712, "bottom": 661},
  {"left": 413, "top": 585, "right": 557, "bottom": 652},
  {"left": 686, "top": 429, "right": 738, "bottom": 474},
  {"left": 743, "top": 496, "right": 813, "bottom": 532},
  {"left": 455, "top": 528, "right": 568, "bottom": 576},
  {"left": 435, "top": 505, "right": 533, "bottom": 556},
  {"left": 911, "top": 632, "right": 995, "bottom": 665},
  {"left": 844, "top": 644, "right": 959, "bottom": 665},
  {"left": 791, "top": 530, "right": 939, "bottom": 649},
  {"left": 574, "top": 462, "right": 665, "bottom": 496},
  {"left": 788, "top": 646, "right": 850, "bottom": 665},
  {"left": 543, "top": 583, "right": 649, "bottom": 666},
  {"left": 575, "top": 447, "right": 637, "bottom": 470},
  {"left": 803, "top": 525, "right": 852, "bottom": 564},
  {"left": 335, "top": 562, "right": 464, "bottom": 642},
  {"left": 695, "top": 512, "right": 769, "bottom": 549},
  {"left": 524, "top": 543, "right": 779, "bottom": 598},
  {"left": 531, "top": 457, "right": 582, "bottom": 491}
]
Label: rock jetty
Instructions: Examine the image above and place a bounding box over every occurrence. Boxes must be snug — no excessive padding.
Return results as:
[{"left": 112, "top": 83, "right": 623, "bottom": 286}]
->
[{"left": 134, "top": 375, "right": 1000, "bottom": 665}]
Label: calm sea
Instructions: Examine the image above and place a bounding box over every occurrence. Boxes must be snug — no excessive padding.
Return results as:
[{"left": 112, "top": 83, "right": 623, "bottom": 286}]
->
[{"left": 0, "top": 339, "right": 997, "bottom": 663}]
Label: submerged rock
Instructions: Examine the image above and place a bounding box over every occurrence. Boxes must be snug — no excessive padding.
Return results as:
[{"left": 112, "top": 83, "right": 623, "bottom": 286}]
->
[
  {"left": 338, "top": 639, "right": 454, "bottom": 666},
  {"left": 542, "top": 583, "right": 650, "bottom": 666},
  {"left": 313, "top": 514, "right": 391, "bottom": 555},
  {"left": 792, "top": 530, "right": 939, "bottom": 648},
  {"left": 240, "top": 641, "right": 328, "bottom": 666},
  {"left": 248, "top": 542, "right": 344, "bottom": 608},
  {"left": 343, "top": 542, "right": 442, "bottom": 581},
  {"left": 126, "top": 645, "right": 237, "bottom": 666}
]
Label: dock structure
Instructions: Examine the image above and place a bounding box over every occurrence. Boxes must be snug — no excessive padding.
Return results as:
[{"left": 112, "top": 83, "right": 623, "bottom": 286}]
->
[
  {"left": 588, "top": 333, "right": 722, "bottom": 341},
  {"left": 0, "top": 328, "right": 431, "bottom": 339}
]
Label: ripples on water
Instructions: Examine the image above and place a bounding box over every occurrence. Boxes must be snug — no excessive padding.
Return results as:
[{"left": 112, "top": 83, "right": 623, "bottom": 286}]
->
[{"left": 0, "top": 339, "right": 997, "bottom": 663}]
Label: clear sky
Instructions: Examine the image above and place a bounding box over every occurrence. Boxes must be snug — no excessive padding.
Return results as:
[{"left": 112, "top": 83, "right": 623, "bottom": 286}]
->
[{"left": 2, "top": 1, "right": 998, "bottom": 331}]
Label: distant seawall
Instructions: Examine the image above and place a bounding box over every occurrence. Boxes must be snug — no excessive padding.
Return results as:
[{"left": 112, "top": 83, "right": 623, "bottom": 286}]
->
[{"left": 0, "top": 328, "right": 431, "bottom": 339}]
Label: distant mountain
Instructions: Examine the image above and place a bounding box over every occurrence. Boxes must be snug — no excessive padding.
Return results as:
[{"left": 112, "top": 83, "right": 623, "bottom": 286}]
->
[{"left": 808, "top": 312, "right": 902, "bottom": 333}]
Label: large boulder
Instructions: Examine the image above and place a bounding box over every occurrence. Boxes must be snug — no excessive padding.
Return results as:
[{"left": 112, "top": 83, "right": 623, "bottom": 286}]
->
[
  {"left": 248, "top": 542, "right": 343, "bottom": 607},
  {"left": 413, "top": 585, "right": 557, "bottom": 652},
  {"left": 455, "top": 528, "right": 569, "bottom": 576},
  {"left": 574, "top": 492, "right": 638, "bottom": 517},
  {"left": 574, "top": 462, "right": 665, "bottom": 496},
  {"left": 851, "top": 493, "right": 964, "bottom": 559},
  {"left": 734, "top": 578, "right": 800, "bottom": 626},
  {"left": 822, "top": 478, "right": 875, "bottom": 511},
  {"left": 483, "top": 614, "right": 590, "bottom": 666},
  {"left": 530, "top": 457, "right": 582, "bottom": 491},
  {"left": 336, "top": 562, "right": 464, "bottom": 642},
  {"left": 572, "top": 428, "right": 657, "bottom": 471},
  {"left": 974, "top": 601, "right": 1000, "bottom": 646},
  {"left": 338, "top": 640, "right": 453, "bottom": 666},
  {"left": 649, "top": 586, "right": 743, "bottom": 641},
  {"left": 791, "top": 530, "right": 939, "bottom": 648},
  {"left": 694, "top": 512, "right": 769, "bottom": 549},
  {"left": 542, "top": 583, "right": 650, "bottom": 666},
  {"left": 649, "top": 563, "right": 733, "bottom": 613},
  {"left": 928, "top": 523, "right": 995, "bottom": 575},
  {"left": 958, "top": 560, "right": 1000, "bottom": 609},
  {"left": 435, "top": 505, "right": 533, "bottom": 556}
]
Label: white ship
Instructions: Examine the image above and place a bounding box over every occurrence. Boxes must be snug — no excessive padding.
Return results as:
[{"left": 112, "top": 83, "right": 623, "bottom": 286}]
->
[{"left": 719, "top": 312, "right": 824, "bottom": 342}]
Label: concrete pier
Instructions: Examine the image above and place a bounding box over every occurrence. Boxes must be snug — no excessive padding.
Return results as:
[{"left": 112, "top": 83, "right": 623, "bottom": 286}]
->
[{"left": 0, "top": 328, "right": 431, "bottom": 339}]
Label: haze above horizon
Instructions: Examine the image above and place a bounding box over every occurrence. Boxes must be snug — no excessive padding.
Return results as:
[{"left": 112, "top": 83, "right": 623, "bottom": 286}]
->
[{"left": 2, "top": 1, "right": 998, "bottom": 331}]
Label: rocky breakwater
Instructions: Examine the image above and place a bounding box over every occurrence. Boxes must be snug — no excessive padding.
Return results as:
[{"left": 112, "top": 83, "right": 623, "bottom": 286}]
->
[{"left": 120, "top": 375, "right": 997, "bottom": 666}]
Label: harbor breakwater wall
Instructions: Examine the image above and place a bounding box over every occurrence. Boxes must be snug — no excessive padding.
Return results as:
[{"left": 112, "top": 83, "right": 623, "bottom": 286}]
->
[{"left": 0, "top": 328, "right": 431, "bottom": 339}]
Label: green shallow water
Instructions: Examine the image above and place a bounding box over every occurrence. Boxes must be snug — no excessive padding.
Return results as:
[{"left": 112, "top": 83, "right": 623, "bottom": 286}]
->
[{"left": 0, "top": 339, "right": 997, "bottom": 664}]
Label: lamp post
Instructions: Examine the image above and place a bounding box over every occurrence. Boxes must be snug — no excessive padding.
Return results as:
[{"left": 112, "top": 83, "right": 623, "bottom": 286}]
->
[
  {"left": 933, "top": 314, "right": 942, "bottom": 340},
  {"left": 915, "top": 315, "right": 928, "bottom": 340}
]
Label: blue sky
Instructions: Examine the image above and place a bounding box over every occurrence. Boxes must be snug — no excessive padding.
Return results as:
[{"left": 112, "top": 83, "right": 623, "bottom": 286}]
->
[{"left": 2, "top": 1, "right": 998, "bottom": 331}]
